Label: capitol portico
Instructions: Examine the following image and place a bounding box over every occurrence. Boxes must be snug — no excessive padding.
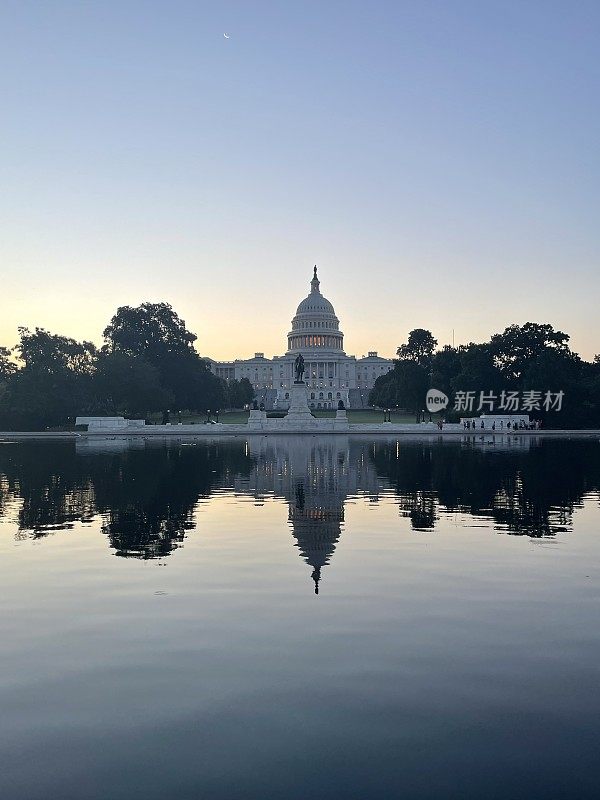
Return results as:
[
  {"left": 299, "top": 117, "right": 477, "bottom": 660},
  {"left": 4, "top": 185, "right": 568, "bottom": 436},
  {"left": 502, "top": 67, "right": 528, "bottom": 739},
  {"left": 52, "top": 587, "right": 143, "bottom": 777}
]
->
[{"left": 204, "top": 267, "right": 394, "bottom": 409}]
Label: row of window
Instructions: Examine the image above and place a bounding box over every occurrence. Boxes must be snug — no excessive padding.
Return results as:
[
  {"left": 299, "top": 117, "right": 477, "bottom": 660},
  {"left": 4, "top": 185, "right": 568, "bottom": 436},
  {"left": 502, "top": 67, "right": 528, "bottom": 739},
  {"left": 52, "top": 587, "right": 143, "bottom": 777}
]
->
[
  {"left": 292, "top": 320, "right": 338, "bottom": 330},
  {"left": 284, "top": 391, "right": 343, "bottom": 400},
  {"left": 288, "top": 335, "right": 342, "bottom": 349}
]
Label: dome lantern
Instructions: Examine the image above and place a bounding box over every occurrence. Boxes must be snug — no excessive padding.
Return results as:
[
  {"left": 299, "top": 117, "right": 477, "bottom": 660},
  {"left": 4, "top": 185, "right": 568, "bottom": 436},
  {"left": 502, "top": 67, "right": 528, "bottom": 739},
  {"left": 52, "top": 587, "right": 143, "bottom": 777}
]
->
[{"left": 310, "top": 265, "right": 320, "bottom": 294}]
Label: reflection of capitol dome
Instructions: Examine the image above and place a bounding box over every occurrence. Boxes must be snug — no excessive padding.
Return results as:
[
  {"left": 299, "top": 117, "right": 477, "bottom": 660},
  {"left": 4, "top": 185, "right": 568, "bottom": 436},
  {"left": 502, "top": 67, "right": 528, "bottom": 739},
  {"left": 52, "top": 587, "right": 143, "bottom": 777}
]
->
[
  {"left": 287, "top": 266, "right": 344, "bottom": 353},
  {"left": 289, "top": 483, "right": 344, "bottom": 595}
]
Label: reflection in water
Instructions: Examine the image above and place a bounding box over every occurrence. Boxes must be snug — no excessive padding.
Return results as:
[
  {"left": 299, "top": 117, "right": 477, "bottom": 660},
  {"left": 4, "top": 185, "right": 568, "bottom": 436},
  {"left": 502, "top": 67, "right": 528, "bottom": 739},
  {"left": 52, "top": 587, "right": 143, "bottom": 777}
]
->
[
  {"left": 245, "top": 436, "right": 380, "bottom": 592},
  {"left": 1, "top": 435, "right": 599, "bottom": 588},
  {"left": 2, "top": 435, "right": 600, "bottom": 800},
  {"left": 372, "top": 435, "right": 600, "bottom": 537}
]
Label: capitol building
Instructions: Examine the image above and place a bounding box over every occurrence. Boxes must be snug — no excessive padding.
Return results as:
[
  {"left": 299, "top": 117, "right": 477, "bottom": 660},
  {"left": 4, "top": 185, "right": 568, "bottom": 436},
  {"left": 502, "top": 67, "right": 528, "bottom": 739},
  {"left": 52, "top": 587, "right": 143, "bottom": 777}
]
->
[{"left": 204, "top": 267, "right": 394, "bottom": 410}]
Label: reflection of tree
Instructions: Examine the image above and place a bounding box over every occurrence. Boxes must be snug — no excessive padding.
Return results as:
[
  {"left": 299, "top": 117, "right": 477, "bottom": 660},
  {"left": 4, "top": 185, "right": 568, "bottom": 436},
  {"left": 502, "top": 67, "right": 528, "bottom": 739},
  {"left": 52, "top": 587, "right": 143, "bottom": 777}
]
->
[
  {"left": 94, "top": 444, "right": 252, "bottom": 558},
  {"left": 397, "top": 491, "right": 438, "bottom": 531},
  {"left": 371, "top": 438, "right": 600, "bottom": 536},
  {"left": 0, "top": 442, "right": 96, "bottom": 534},
  {"left": 1, "top": 436, "right": 600, "bottom": 576},
  {"left": 0, "top": 441, "right": 253, "bottom": 558}
]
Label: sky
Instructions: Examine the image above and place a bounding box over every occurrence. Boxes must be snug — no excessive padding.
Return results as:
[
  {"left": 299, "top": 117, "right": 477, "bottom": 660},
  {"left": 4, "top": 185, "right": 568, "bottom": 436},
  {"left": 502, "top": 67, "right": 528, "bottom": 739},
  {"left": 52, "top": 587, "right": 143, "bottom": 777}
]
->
[{"left": 1, "top": 0, "right": 599, "bottom": 361}]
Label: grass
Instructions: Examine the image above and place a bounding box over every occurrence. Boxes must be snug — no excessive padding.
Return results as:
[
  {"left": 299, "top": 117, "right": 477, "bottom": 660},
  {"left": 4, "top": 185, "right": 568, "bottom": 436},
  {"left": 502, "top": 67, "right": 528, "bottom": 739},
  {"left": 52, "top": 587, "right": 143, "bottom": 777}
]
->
[
  {"left": 147, "top": 410, "right": 249, "bottom": 425},
  {"left": 148, "top": 409, "right": 419, "bottom": 425},
  {"left": 347, "top": 409, "right": 417, "bottom": 424},
  {"left": 320, "top": 409, "right": 418, "bottom": 424}
]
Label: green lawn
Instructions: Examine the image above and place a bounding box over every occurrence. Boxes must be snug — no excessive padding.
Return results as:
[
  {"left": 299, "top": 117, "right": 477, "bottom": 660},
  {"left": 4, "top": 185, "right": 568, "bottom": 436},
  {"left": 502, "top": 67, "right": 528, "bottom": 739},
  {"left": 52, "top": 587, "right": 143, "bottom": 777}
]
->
[
  {"left": 215, "top": 411, "right": 249, "bottom": 424},
  {"left": 147, "top": 410, "right": 249, "bottom": 425},
  {"left": 311, "top": 409, "right": 417, "bottom": 424},
  {"left": 148, "top": 409, "right": 419, "bottom": 425}
]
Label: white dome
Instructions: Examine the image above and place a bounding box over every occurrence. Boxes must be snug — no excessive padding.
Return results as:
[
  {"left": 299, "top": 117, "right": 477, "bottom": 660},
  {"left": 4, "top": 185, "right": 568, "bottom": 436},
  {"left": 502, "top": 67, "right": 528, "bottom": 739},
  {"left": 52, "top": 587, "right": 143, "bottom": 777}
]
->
[
  {"left": 287, "top": 267, "right": 344, "bottom": 354},
  {"left": 296, "top": 293, "right": 335, "bottom": 315}
]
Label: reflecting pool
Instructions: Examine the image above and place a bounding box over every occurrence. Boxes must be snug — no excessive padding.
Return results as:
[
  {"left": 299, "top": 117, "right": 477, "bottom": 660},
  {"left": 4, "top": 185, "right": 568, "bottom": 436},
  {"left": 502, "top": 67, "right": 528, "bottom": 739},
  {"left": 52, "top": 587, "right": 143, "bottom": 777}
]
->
[{"left": 1, "top": 435, "right": 599, "bottom": 799}]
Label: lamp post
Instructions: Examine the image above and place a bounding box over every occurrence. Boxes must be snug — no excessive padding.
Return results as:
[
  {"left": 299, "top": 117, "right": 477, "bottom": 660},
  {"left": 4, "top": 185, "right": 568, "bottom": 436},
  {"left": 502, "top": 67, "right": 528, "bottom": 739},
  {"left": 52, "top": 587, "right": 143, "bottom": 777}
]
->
[{"left": 206, "top": 408, "right": 211, "bottom": 424}]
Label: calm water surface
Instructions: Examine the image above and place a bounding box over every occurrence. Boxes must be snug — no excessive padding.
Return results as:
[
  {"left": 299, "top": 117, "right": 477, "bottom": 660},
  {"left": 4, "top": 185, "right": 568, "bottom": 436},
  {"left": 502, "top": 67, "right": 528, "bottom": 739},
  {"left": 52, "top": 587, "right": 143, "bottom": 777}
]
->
[{"left": 1, "top": 435, "right": 599, "bottom": 799}]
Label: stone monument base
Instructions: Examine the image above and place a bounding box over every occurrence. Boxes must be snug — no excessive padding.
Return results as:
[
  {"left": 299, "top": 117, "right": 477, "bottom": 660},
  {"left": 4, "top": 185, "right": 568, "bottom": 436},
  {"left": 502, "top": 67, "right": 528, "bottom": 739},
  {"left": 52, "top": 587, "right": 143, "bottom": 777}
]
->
[
  {"left": 244, "top": 384, "right": 351, "bottom": 432},
  {"left": 284, "top": 382, "right": 314, "bottom": 424}
]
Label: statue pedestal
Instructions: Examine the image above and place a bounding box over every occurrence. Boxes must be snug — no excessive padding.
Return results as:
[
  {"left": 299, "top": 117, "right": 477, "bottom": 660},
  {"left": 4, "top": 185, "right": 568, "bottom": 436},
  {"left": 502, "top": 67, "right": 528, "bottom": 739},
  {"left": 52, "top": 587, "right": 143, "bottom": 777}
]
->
[{"left": 284, "top": 382, "right": 313, "bottom": 425}]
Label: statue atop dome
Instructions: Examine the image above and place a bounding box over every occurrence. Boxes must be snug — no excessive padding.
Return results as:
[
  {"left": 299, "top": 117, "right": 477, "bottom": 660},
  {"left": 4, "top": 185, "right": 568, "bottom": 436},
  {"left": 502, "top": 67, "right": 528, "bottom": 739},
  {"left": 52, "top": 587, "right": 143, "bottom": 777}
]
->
[{"left": 310, "top": 264, "right": 320, "bottom": 294}]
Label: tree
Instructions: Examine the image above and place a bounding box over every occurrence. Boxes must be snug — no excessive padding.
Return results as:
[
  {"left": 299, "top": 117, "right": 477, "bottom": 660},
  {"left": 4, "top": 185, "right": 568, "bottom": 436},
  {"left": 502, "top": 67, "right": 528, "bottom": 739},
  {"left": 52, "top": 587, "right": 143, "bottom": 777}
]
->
[
  {"left": 16, "top": 327, "right": 96, "bottom": 374},
  {"left": 103, "top": 303, "right": 224, "bottom": 412},
  {"left": 0, "top": 328, "right": 96, "bottom": 430},
  {"left": 430, "top": 346, "right": 461, "bottom": 397},
  {"left": 451, "top": 343, "right": 504, "bottom": 395},
  {"left": 0, "top": 346, "right": 17, "bottom": 412},
  {"left": 93, "top": 351, "right": 173, "bottom": 417},
  {"left": 397, "top": 329, "right": 438, "bottom": 366},
  {"left": 103, "top": 303, "right": 197, "bottom": 361},
  {"left": 370, "top": 360, "right": 429, "bottom": 414},
  {"left": 0, "top": 346, "right": 17, "bottom": 381},
  {"left": 224, "top": 377, "right": 254, "bottom": 409},
  {"left": 490, "top": 323, "right": 570, "bottom": 383}
]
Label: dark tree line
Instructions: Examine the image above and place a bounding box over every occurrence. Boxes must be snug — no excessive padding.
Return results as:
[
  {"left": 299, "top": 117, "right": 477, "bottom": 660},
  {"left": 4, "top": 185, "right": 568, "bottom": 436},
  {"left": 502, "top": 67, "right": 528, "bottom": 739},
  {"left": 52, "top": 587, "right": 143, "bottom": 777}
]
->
[
  {"left": 369, "top": 323, "right": 600, "bottom": 428},
  {"left": 0, "top": 302, "right": 254, "bottom": 430}
]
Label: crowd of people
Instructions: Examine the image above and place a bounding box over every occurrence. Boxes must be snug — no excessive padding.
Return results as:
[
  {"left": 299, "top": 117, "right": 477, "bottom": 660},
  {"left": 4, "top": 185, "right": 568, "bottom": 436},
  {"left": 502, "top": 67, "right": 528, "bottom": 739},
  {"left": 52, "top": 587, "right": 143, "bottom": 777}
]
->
[{"left": 463, "top": 418, "right": 542, "bottom": 431}]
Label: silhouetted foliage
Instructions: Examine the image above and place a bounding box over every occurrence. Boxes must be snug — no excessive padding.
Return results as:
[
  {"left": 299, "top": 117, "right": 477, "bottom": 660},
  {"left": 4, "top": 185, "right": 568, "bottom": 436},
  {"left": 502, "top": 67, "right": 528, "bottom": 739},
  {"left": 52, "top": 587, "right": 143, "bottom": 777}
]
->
[
  {"left": 0, "top": 303, "right": 230, "bottom": 429},
  {"left": 224, "top": 377, "right": 254, "bottom": 409},
  {"left": 0, "top": 347, "right": 17, "bottom": 381},
  {"left": 490, "top": 322, "right": 570, "bottom": 383},
  {"left": 370, "top": 322, "right": 600, "bottom": 427},
  {"left": 93, "top": 351, "right": 172, "bottom": 417},
  {"left": 396, "top": 328, "right": 438, "bottom": 366},
  {"left": 0, "top": 328, "right": 97, "bottom": 429},
  {"left": 103, "top": 302, "right": 225, "bottom": 412},
  {"left": 370, "top": 360, "right": 429, "bottom": 415}
]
